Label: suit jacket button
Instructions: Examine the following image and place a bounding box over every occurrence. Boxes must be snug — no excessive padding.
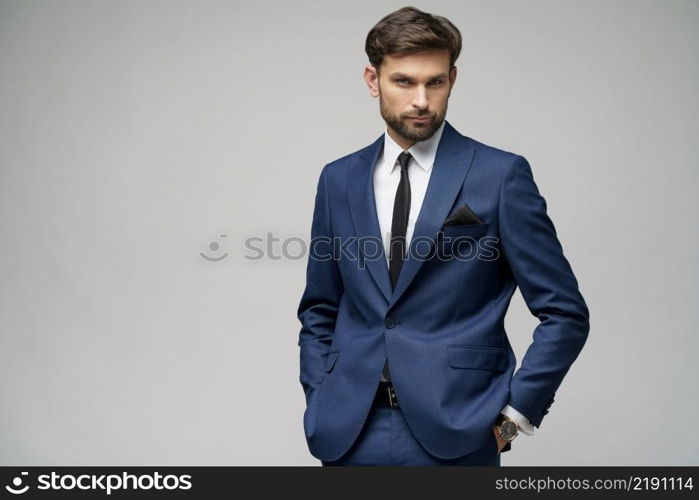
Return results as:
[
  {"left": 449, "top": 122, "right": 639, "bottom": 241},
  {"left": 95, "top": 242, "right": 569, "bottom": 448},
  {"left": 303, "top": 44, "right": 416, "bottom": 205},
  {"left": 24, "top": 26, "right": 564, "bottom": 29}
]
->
[{"left": 385, "top": 317, "right": 396, "bottom": 329}]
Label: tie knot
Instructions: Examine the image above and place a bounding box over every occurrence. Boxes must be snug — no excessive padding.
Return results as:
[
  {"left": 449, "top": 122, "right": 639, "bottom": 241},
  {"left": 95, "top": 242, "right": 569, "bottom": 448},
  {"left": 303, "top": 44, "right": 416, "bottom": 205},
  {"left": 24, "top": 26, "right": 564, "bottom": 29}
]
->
[{"left": 398, "top": 151, "right": 412, "bottom": 170}]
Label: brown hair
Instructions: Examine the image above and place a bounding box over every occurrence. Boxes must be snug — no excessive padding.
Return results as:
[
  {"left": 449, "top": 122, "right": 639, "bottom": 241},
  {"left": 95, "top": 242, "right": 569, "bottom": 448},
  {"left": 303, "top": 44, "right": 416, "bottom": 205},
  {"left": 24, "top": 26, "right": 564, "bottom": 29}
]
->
[{"left": 365, "top": 6, "right": 462, "bottom": 74}]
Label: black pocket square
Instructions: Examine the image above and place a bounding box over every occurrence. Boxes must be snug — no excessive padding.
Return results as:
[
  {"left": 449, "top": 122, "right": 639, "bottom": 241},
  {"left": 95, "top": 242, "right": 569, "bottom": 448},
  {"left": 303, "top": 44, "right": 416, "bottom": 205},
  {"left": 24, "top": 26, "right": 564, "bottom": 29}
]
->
[{"left": 443, "top": 203, "right": 484, "bottom": 226}]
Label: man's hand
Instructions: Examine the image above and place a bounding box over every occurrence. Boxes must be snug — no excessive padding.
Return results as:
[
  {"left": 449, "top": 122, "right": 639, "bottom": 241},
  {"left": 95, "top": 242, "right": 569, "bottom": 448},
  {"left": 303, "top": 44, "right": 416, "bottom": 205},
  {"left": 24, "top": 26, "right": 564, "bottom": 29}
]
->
[{"left": 492, "top": 425, "right": 508, "bottom": 453}]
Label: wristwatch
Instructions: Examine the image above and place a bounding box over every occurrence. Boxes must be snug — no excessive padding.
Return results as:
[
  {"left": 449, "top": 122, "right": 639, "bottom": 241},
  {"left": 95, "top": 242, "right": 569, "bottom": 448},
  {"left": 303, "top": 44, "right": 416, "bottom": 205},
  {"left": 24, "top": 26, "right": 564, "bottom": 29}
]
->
[{"left": 495, "top": 413, "right": 519, "bottom": 442}]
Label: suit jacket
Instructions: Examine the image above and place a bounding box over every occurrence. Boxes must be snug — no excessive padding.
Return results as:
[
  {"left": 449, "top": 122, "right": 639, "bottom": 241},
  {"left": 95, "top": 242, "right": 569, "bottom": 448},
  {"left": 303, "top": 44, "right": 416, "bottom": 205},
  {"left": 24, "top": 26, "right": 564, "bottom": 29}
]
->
[{"left": 296, "top": 119, "right": 589, "bottom": 462}]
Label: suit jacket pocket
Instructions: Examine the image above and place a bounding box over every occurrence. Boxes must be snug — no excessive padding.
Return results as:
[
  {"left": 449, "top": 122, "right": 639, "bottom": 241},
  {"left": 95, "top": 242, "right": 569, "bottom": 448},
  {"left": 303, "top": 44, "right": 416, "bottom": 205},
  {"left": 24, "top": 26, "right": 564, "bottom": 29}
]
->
[
  {"left": 447, "top": 344, "right": 507, "bottom": 372},
  {"left": 440, "top": 222, "right": 489, "bottom": 238},
  {"left": 437, "top": 224, "right": 490, "bottom": 257}
]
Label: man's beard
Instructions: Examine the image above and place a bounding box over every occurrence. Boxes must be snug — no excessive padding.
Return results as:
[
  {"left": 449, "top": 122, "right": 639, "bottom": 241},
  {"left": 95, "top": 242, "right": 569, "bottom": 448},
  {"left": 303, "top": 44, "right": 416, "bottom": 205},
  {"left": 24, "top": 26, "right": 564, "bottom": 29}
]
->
[{"left": 379, "top": 95, "right": 447, "bottom": 143}]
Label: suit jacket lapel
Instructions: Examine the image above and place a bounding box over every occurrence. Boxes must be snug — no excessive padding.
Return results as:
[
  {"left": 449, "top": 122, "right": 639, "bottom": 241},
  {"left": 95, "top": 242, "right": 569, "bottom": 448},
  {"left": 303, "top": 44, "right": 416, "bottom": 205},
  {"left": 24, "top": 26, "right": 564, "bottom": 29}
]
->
[
  {"left": 390, "top": 121, "right": 476, "bottom": 306},
  {"left": 348, "top": 134, "right": 393, "bottom": 303}
]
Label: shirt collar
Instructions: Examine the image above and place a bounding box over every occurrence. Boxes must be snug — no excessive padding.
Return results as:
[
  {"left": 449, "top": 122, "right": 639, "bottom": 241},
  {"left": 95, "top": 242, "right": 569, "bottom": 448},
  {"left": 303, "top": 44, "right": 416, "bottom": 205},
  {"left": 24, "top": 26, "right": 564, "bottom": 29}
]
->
[{"left": 382, "top": 119, "right": 446, "bottom": 175}]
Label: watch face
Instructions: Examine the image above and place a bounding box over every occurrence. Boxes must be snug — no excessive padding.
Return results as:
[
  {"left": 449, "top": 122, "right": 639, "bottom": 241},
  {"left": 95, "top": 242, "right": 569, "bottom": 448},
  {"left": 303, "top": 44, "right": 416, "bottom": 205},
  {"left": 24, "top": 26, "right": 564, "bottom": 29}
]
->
[{"left": 499, "top": 420, "right": 518, "bottom": 441}]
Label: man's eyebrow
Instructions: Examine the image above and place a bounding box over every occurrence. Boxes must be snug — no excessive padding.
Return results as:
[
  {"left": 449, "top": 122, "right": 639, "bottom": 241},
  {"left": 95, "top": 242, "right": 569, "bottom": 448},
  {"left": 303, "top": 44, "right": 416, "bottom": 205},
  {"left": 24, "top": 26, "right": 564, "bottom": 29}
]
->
[{"left": 388, "top": 72, "right": 449, "bottom": 80}]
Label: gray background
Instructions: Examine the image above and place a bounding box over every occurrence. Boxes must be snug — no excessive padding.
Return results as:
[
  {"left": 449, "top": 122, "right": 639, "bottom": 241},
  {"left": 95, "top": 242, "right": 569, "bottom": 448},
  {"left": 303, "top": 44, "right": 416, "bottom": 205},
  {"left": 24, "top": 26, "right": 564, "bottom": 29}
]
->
[{"left": 1, "top": 0, "right": 697, "bottom": 465}]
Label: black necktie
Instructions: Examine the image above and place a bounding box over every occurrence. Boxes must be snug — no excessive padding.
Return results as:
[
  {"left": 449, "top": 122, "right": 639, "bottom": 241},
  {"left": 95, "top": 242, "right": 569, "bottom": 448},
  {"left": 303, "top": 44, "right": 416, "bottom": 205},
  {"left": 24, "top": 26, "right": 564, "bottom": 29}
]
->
[
  {"left": 381, "top": 150, "right": 412, "bottom": 382},
  {"left": 389, "top": 150, "right": 412, "bottom": 288}
]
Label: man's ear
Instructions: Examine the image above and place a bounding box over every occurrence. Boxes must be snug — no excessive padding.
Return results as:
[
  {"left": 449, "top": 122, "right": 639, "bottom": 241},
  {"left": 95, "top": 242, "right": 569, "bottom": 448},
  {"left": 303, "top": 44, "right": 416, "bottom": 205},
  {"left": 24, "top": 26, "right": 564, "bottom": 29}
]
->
[{"left": 364, "top": 64, "right": 380, "bottom": 98}]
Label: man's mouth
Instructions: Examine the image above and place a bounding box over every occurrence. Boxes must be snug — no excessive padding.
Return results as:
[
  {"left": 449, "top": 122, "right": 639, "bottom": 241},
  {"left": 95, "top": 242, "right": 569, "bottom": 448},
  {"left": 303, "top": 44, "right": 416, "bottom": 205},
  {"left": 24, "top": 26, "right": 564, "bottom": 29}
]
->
[{"left": 408, "top": 116, "right": 431, "bottom": 123}]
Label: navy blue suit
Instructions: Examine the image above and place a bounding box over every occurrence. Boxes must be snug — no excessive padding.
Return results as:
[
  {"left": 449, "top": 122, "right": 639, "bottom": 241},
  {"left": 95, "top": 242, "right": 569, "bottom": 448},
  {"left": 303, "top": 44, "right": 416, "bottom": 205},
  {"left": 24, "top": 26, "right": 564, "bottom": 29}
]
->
[{"left": 297, "top": 120, "right": 589, "bottom": 462}]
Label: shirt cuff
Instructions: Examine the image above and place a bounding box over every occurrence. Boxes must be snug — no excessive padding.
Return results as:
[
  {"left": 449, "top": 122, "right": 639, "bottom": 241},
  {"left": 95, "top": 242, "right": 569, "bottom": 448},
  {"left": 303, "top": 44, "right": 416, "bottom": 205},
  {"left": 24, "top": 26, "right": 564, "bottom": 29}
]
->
[{"left": 501, "top": 404, "right": 536, "bottom": 436}]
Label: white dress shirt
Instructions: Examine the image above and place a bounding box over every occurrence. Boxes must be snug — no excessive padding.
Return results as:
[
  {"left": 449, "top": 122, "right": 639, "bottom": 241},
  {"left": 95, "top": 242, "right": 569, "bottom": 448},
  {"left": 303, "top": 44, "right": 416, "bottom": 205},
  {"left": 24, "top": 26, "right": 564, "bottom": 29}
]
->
[{"left": 372, "top": 120, "right": 536, "bottom": 436}]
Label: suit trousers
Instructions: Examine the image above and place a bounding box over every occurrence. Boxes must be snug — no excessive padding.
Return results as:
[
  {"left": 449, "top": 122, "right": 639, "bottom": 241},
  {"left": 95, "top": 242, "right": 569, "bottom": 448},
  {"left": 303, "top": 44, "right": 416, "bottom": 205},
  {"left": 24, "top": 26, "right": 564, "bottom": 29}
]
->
[{"left": 320, "top": 402, "right": 502, "bottom": 466}]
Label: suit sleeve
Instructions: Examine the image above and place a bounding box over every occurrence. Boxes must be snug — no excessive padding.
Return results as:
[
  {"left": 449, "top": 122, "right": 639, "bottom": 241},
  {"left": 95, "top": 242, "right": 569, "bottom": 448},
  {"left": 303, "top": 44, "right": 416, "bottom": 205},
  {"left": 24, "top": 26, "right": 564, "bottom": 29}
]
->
[
  {"left": 498, "top": 155, "right": 590, "bottom": 428},
  {"left": 296, "top": 164, "right": 344, "bottom": 405}
]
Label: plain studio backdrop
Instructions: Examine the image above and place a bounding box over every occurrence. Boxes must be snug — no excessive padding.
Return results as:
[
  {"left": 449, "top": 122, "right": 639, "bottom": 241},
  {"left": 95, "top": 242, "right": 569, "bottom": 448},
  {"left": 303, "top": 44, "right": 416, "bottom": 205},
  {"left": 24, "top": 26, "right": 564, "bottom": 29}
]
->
[{"left": 1, "top": 0, "right": 697, "bottom": 466}]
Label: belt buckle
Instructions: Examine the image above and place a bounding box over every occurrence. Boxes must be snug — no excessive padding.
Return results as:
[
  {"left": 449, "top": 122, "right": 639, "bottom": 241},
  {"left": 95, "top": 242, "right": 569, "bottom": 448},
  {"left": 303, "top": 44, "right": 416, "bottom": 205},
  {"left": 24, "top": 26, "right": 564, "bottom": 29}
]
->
[{"left": 386, "top": 384, "right": 399, "bottom": 407}]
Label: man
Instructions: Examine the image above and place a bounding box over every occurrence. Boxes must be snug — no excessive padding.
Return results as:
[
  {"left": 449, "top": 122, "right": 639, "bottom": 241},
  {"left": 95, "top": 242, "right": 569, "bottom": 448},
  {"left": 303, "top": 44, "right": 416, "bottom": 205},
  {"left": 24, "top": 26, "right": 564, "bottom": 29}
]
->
[{"left": 297, "top": 6, "right": 589, "bottom": 466}]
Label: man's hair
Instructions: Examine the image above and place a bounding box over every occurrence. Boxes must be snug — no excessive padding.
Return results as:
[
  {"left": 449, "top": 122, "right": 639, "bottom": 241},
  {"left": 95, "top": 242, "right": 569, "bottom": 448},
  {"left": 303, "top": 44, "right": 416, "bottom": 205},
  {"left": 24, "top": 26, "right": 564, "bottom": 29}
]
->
[{"left": 365, "top": 6, "right": 462, "bottom": 74}]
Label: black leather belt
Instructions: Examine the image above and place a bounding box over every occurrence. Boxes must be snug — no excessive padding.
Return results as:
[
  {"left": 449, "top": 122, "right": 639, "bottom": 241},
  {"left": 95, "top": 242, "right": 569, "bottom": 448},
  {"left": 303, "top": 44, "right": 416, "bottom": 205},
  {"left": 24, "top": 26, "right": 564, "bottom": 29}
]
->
[{"left": 373, "top": 381, "right": 399, "bottom": 408}]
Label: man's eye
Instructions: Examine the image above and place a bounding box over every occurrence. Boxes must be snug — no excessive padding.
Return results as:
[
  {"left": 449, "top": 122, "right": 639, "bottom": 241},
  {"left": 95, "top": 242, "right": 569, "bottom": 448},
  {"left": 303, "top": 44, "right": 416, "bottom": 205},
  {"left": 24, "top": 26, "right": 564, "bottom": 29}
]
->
[{"left": 394, "top": 79, "right": 443, "bottom": 87}]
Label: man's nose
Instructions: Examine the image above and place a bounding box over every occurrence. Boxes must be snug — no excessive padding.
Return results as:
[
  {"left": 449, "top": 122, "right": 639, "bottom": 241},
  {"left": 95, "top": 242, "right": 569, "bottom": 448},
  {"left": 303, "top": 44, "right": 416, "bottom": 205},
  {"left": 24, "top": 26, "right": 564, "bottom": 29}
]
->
[{"left": 412, "top": 85, "right": 429, "bottom": 109}]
